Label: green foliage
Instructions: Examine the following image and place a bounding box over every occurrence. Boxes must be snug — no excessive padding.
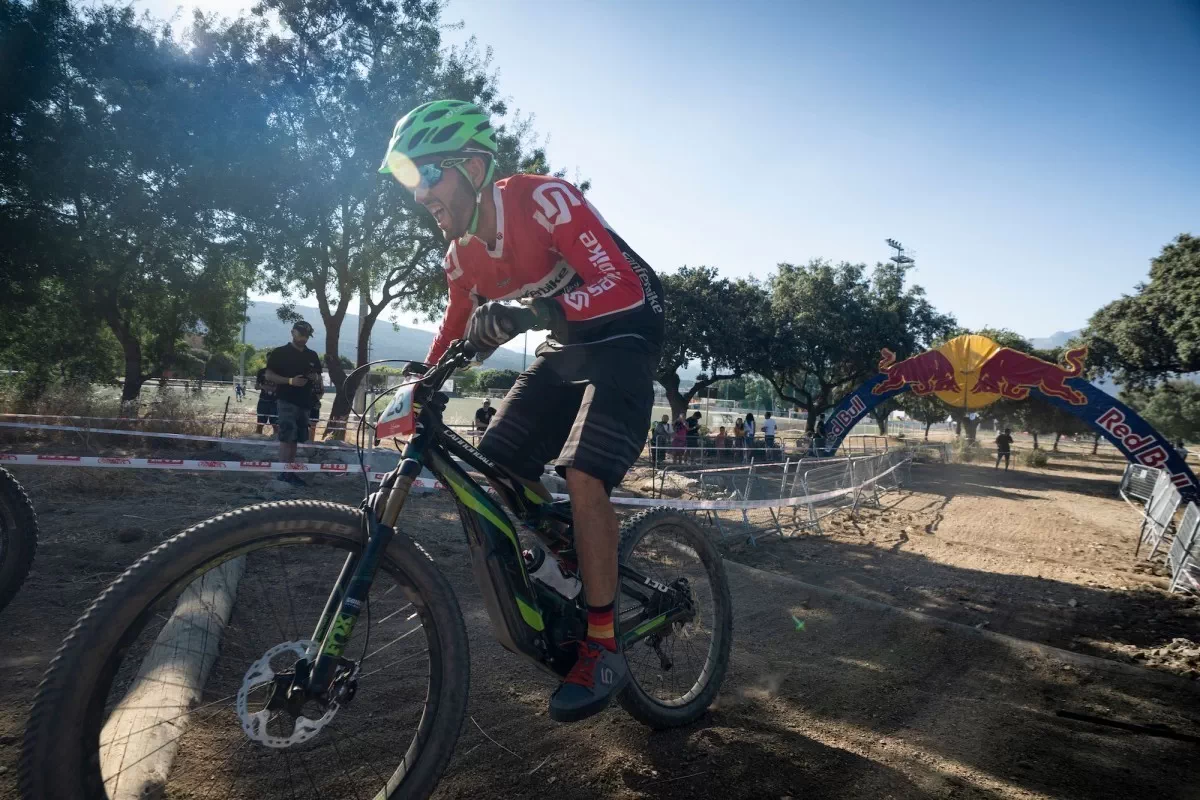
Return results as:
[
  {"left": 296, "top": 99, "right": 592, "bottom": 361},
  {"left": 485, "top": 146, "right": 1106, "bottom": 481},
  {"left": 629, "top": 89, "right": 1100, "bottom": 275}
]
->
[
  {"left": 1082, "top": 234, "right": 1200, "bottom": 387},
  {"left": 452, "top": 369, "right": 479, "bottom": 394},
  {"left": 757, "top": 260, "right": 956, "bottom": 430},
  {"left": 1122, "top": 381, "right": 1200, "bottom": 443},
  {"left": 0, "top": 279, "right": 123, "bottom": 399},
  {"left": 474, "top": 369, "right": 519, "bottom": 393},
  {"left": 1023, "top": 449, "right": 1049, "bottom": 467},
  {"left": 2, "top": 2, "right": 256, "bottom": 401},
  {"left": 656, "top": 266, "right": 768, "bottom": 417}
]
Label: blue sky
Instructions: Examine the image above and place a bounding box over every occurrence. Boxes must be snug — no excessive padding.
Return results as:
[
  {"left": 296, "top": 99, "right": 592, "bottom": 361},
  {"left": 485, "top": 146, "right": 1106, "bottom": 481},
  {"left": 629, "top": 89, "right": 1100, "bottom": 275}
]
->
[{"left": 142, "top": 0, "right": 1200, "bottom": 340}]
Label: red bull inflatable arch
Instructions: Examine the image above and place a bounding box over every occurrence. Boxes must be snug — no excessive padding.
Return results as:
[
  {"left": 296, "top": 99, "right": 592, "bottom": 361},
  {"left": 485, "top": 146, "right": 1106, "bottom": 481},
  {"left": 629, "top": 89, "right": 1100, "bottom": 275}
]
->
[{"left": 821, "top": 334, "right": 1199, "bottom": 498}]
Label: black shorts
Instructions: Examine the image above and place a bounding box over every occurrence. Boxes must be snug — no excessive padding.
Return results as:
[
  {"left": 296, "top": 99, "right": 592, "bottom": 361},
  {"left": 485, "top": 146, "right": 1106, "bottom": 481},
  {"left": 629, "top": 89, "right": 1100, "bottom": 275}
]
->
[
  {"left": 478, "top": 344, "right": 656, "bottom": 492},
  {"left": 256, "top": 397, "right": 278, "bottom": 425}
]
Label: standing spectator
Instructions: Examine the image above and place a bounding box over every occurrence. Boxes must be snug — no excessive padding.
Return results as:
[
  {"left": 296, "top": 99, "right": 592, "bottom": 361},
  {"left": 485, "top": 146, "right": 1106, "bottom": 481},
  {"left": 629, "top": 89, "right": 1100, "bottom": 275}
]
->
[
  {"left": 995, "top": 428, "right": 1014, "bottom": 470},
  {"left": 813, "top": 413, "right": 827, "bottom": 456},
  {"left": 265, "top": 320, "right": 323, "bottom": 486},
  {"left": 762, "top": 411, "right": 777, "bottom": 450},
  {"left": 234, "top": 381, "right": 244, "bottom": 402},
  {"left": 733, "top": 416, "right": 746, "bottom": 461},
  {"left": 475, "top": 398, "right": 497, "bottom": 432},
  {"left": 744, "top": 413, "right": 756, "bottom": 446},
  {"left": 1176, "top": 439, "right": 1190, "bottom": 462},
  {"left": 672, "top": 414, "right": 688, "bottom": 465},
  {"left": 254, "top": 367, "right": 278, "bottom": 436},
  {"left": 652, "top": 414, "right": 671, "bottom": 466},
  {"left": 685, "top": 411, "right": 702, "bottom": 462},
  {"left": 714, "top": 425, "right": 728, "bottom": 461}
]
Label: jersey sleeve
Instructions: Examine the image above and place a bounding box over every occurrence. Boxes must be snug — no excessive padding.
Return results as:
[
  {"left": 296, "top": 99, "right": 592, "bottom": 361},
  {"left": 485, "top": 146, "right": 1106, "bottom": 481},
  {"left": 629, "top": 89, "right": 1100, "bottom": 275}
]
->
[
  {"left": 525, "top": 180, "right": 646, "bottom": 335},
  {"left": 424, "top": 255, "right": 477, "bottom": 365}
]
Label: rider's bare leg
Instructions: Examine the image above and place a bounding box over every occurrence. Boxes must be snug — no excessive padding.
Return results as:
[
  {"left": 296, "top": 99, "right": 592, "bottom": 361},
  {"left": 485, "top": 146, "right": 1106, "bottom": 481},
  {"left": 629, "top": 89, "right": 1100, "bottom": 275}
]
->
[{"left": 564, "top": 468, "right": 618, "bottom": 607}]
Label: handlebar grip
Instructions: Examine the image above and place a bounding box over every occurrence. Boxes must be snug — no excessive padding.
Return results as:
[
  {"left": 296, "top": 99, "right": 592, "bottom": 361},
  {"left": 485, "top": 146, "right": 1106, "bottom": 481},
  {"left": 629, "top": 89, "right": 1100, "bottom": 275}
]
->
[{"left": 461, "top": 341, "right": 477, "bottom": 360}]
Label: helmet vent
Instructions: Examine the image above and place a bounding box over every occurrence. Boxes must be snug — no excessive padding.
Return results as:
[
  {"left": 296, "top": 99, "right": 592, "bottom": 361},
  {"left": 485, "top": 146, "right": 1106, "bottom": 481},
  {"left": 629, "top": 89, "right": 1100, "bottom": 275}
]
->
[{"left": 431, "top": 122, "right": 463, "bottom": 144}]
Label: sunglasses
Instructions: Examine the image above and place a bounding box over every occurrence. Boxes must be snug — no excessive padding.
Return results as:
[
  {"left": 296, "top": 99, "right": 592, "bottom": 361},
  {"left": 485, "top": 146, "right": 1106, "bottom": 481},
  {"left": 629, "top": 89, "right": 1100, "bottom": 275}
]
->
[{"left": 409, "top": 157, "right": 469, "bottom": 192}]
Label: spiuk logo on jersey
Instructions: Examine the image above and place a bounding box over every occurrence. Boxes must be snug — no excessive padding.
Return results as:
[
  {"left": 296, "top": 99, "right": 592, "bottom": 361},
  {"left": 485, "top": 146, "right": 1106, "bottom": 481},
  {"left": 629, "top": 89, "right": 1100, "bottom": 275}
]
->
[{"left": 532, "top": 182, "right": 581, "bottom": 231}]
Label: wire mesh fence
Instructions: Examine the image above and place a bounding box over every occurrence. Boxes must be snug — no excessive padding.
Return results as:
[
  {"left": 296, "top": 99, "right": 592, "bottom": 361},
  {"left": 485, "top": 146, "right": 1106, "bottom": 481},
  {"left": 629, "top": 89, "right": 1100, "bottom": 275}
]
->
[{"left": 657, "top": 451, "right": 915, "bottom": 546}]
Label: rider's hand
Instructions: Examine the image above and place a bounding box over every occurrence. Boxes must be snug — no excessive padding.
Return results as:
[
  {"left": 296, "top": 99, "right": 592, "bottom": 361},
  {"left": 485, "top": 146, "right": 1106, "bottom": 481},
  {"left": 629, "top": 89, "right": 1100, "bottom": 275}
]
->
[
  {"left": 288, "top": 375, "right": 308, "bottom": 387},
  {"left": 465, "top": 302, "right": 539, "bottom": 352}
]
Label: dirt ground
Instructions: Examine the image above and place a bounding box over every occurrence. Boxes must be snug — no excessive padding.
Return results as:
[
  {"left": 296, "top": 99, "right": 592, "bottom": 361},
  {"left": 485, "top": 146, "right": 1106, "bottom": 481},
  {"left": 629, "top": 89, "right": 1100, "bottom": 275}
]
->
[
  {"left": 728, "top": 460, "right": 1200, "bottom": 677},
  {"left": 1, "top": 452, "right": 1198, "bottom": 799}
]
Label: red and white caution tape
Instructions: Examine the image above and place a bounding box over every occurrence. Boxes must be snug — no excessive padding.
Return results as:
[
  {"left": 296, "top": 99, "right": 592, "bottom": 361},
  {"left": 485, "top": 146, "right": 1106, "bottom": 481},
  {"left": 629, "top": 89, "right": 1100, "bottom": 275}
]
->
[
  {"left": 0, "top": 421, "right": 355, "bottom": 450},
  {"left": 0, "top": 451, "right": 909, "bottom": 511}
]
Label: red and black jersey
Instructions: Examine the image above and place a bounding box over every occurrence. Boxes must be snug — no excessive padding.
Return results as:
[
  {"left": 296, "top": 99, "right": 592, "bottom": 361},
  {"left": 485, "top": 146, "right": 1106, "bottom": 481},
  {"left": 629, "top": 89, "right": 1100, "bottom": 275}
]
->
[{"left": 424, "top": 174, "right": 665, "bottom": 364}]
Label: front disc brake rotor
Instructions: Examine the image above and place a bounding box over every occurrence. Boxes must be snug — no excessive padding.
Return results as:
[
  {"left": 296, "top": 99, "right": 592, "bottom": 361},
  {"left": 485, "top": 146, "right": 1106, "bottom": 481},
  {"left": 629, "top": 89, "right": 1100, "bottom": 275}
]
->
[{"left": 237, "top": 640, "right": 340, "bottom": 748}]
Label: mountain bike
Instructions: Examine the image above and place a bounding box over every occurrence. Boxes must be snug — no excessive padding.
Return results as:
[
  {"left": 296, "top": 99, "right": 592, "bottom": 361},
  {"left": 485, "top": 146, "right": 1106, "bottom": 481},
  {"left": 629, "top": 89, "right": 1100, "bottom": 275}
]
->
[
  {"left": 21, "top": 339, "right": 733, "bottom": 799},
  {"left": 0, "top": 466, "right": 38, "bottom": 612}
]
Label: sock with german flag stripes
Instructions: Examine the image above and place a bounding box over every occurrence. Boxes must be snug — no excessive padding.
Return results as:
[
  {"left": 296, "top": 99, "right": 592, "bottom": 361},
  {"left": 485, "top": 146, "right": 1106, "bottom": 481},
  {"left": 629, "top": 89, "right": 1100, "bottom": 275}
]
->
[{"left": 586, "top": 602, "right": 616, "bottom": 652}]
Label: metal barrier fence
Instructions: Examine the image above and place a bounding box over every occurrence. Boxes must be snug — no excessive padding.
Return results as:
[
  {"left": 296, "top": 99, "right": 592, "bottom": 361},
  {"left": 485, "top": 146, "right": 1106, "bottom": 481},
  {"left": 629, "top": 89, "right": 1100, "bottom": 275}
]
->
[
  {"left": 1136, "top": 471, "right": 1181, "bottom": 559},
  {"left": 1130, "top": 467, "right": 1200, "bottom": 595},
  {"left": 1119, "top": 463, "right": 1161, "bottom": 507},
  {"left": 675, "top": 451, "right": 913, "bottom": 546},
  {"left": 1168, "top": 502, "right": 1200, "bottom": 594}
]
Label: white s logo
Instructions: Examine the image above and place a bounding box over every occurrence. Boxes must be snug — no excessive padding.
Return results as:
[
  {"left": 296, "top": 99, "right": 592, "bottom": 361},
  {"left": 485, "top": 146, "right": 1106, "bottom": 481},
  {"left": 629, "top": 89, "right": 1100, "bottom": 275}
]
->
[{"left": 532, "top": 182, "right": 582, "bottom": 231}]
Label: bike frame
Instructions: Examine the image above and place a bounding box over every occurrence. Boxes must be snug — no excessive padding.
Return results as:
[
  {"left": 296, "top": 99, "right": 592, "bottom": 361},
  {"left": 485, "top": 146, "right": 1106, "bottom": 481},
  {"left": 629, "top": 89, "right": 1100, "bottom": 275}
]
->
[{"left": 302, "top": 347, "right": 689, "bottom": 692}]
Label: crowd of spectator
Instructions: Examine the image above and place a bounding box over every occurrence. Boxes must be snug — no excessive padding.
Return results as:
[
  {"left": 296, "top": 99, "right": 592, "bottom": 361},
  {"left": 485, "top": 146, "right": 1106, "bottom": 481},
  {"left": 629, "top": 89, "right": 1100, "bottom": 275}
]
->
[{"left": 651, "top": 410, "right": 786, "bottom": 466}]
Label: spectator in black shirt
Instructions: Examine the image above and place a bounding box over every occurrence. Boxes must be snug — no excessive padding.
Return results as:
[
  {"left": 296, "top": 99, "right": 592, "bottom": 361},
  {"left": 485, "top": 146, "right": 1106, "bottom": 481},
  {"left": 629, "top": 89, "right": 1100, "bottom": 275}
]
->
[
  {"left": 995, "top": 428, "right": 1014, "bottom": 470},
  {"left": 265, "top": 321, "right": 323, "bottom": 486},
  {"left": 474, "top": 399, "right": 496, "bottom": 432},
  {"left": 812, "top": 413, "right": 827, "bottom": 456},
  {"left": 685, "top": 411, "right": 701, "bottom": 460}
]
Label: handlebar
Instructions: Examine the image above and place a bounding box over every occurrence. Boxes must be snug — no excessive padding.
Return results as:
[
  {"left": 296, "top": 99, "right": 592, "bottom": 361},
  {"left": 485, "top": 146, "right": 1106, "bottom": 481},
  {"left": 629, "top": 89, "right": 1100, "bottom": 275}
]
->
[{"left": 417, "top": 339, "right": 477, "bottom": 393}]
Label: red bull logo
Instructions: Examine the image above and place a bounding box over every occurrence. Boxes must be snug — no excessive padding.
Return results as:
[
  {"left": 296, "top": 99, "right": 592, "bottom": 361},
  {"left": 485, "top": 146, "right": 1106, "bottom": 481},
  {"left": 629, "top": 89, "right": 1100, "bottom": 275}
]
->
[
  {"left": 37, "top": 455, "right": 82, "bottom": 462},
  {"left": 874, "top": 349, "right": 962, "bottom": 396},
  {"left": 971, "top": 346, "right": 1088, "bottom": 405},
  {"left": 240, "top": 460, "right": 273, "bottom": 469},
  {"left": 320, "top": 463, "right": 349, "bottom": 472},
  {"left": 197, "top": 460, "right": 226, "bottom": 468},
  {"left": 147, "top": 458, "right": 185, "bottom": 466},
  {"left": 98, "top": 457, "right": 132, "bottom": 465}
]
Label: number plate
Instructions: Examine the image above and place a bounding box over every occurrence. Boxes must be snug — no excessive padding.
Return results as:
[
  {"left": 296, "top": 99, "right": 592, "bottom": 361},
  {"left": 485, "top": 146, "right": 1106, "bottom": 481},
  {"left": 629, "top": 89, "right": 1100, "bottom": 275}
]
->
[{"left": 375, "top": 382, "right": 419, "bottom": 438}]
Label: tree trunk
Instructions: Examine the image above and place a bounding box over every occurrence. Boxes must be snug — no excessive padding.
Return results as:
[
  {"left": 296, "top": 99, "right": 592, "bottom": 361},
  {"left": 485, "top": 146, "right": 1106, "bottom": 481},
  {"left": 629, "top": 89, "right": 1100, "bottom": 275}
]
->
[
  {"left": 324, "top": 314, "right": 350, "bottom": 441},
  {"left": 872, "top": 407, "right": 889, "bottom": 435},
  {"left": 1092, "top": 433, "right": 1100, "bottom": 455},
  {"left": 1053, "top": 432, "right": 1061, "bottom": 452},
  {"left": 955, "top": 419, "right": 962, "bottom": 437},
  {"left": 108, "top": 319, "right": 144, "bottom": 404},
  {"left": 1031, "top": 431, "right": 1039, "bottom": 450},
  {"left": 657, "top": 371, "right": 693, "bottom": 420},
  {"left": 964, "top": 417, "right": 979, "bottom": 442},
  {"left": 924, "top": 422, "right": 931, "bottom": 441}
]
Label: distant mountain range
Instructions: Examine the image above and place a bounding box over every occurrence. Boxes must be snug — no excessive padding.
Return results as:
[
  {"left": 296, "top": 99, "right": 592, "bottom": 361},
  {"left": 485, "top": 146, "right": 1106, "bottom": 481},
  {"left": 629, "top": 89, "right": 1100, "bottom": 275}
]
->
[
  {"left": 244, "top": 300, "right": 531, "bottom": 372},
  {"left": 1029, "top": 329, "right": 1082, "bottom": 350}
]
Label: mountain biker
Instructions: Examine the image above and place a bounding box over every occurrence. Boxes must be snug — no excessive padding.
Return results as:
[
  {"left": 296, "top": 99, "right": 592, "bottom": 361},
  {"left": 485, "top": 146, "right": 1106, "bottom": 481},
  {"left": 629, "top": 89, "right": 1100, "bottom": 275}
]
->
[{"left": 380, "top": 99, "right": 665, "bottom": 722}]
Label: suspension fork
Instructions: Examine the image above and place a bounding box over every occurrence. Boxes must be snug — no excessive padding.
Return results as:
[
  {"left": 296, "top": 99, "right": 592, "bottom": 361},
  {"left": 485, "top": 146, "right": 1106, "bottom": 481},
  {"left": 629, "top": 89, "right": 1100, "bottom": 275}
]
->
[{"left": 306, "top": 439, "right": 428, "bottom": 693}]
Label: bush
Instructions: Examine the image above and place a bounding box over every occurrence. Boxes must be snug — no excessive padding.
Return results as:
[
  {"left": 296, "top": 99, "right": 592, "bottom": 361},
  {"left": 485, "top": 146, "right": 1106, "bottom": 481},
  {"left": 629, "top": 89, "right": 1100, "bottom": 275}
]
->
[
  {"left": 1023, "top": 449, "right": 1049, "bottom": 468},
  {"left": 953, "top": 440, "right": 980, "bottom": 463}
]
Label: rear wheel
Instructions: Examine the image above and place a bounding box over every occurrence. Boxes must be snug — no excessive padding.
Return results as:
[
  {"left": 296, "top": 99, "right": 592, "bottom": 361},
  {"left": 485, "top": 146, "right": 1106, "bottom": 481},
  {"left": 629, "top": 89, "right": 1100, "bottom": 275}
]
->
[
  {"left": 616, "top": 508, "right": 732, "bottom": 729},
  {"left": 21, "top": 500, "right": 469, "bottom": 800},
  {"left": 0, "top": 466, "right": 38, "bottom": 613}
]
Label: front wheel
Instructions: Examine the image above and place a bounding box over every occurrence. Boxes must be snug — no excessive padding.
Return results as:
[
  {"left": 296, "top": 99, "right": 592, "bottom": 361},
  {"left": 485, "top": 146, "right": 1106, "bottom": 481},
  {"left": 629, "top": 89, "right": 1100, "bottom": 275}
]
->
[
  {"left": 617, "top": 508, "right": 733, "bottom": 729},
  {"left": 21, "top": 500, "right": 470, "bottom": 800},
  {"left": 0, "top": 466, "right": 38, "bottom": 613}
]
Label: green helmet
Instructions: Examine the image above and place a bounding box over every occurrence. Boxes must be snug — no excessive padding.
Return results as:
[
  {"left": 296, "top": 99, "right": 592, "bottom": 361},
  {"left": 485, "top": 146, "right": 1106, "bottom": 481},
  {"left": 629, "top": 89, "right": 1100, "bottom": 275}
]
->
[{"left": 378, "top": 99, "right": 498, "bottom": 181}]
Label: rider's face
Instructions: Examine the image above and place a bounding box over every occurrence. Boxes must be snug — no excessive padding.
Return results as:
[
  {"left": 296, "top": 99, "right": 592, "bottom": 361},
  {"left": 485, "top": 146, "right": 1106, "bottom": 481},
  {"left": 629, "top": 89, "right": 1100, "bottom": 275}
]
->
[{"left": 413, "top": 157, "right": 482, "bottom": 241}]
